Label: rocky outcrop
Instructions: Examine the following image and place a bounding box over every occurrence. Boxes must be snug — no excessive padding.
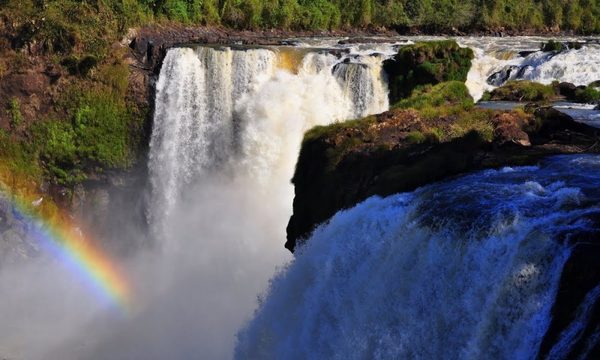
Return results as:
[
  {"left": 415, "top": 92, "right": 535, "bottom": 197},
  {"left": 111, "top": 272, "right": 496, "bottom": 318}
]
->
[
  {"left": 383, "top": 40, "right": 473, "bottom": 103},
  {"left": 482, "top": 80, "right": 558, "bottom": 102},
  {"left": 286, "top": 106, "right": 600, "bottom": 252},
  {"left": 538, "top": 210, "right": 600, "bottom": 359}
]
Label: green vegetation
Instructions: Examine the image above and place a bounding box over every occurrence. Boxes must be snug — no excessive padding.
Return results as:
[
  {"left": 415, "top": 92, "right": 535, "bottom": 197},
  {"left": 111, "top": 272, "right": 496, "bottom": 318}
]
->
[
  {"left": 1, "top": 1, "right": 600, "bottom": 58},
  {"left": 483, "top": 81, "right": 558, "bottom": 102},
  {"left": 393, "top": 81, "right": 493, "bottom": 142},
  {"left": 573, "top": 87, "right": 600, "bottom": 103},
  {"left": 7, "top": 98, "right": 23, "bottom": 129},
  {"left": 384, "top": 41, "right": 473, "bottom": 103},
  {"left": 0, "top": 57, "right": 144, "bottom": 185},
  {"left": 394, "top": 81, "right": 473, "bottom": 111},
  {"left": 540, "top": 40, "right": 583, "bottom": 52},
  {"left": 485, "top": 80, "right": 600, "bottom": 104},
  {"left": 60, "top": 55, "right": 100, "bottom": 77},
  {"left": 541, "top": 40, "right": 564, "bottom": 52}
]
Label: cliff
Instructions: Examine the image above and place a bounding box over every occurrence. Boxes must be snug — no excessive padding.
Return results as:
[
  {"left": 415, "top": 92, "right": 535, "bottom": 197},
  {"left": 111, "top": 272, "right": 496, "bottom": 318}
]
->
[{"left": 286, "top": 104, "right": 600, "bottom": 251}]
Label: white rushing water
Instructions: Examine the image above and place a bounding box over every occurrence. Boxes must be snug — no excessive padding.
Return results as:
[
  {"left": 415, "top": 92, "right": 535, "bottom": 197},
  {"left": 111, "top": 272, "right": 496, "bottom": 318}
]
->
[
  {"left": 141, "top": 44, "right": 392, "bottom": 358},
  {"left": 462, "top": 38, "right": 600, "bottom": 101},
  {"left": 236, "top": 156, "right": 600, "bottom": 359},
  {"left": 149, "top": 45, "right": 391, "bottom": 238}
]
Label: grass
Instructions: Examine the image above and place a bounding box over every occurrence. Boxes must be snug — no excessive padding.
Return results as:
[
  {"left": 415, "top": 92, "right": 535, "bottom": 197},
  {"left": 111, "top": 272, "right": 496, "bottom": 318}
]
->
[
  {"left": 394, "top": 81, "right": 474, "bottom": 111},
  {"left": 7, "top": 98, "right": 23, "bottom": 129},
  {"left": 485, "top": 81, "right": 558, "bottom": 102}
]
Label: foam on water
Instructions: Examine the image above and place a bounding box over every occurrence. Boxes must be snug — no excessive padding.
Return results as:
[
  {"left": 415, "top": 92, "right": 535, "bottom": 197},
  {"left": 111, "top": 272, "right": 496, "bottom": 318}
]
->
[{"left": 236, "top": 155, "right": 600, "bottom": 359}]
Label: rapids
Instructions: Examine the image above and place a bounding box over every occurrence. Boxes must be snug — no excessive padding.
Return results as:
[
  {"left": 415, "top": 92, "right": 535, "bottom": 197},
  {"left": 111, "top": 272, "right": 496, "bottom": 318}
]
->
[{"left": 236, "top": 155, "right": 600, "bottom": 359}]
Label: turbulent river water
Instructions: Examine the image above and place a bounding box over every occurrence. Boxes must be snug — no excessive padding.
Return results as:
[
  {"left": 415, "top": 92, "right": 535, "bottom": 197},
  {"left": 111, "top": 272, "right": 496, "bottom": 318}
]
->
[
  {"left": 236, "top": 155, "right": 600, "bottom": 359},
  {"left": 0, "top": 37, "right": 599, "bottom": 359}
]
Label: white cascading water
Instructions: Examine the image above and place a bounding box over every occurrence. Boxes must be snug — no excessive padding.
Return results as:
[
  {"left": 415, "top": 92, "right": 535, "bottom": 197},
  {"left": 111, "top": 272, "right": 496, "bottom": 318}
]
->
[
  {"left": 461, "top": 38, "right": 600, "bottom": 101},
  {"left": 141, "top": 44, "right": 392, "bottom": 358},
  {"left": 150, "top": 46, "right": 390, "bottom": 237},
  {"left": 236, "top": 156, "right": 600, "bottom": 359}
]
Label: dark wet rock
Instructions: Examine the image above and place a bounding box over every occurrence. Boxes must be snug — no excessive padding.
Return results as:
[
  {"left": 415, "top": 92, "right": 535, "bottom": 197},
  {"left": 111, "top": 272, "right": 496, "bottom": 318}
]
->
[
  {"left": 558, "top": 82, "right": 578, "bottom": 99},
  {"left": 487, "top": 65, "right": 520, "bottom": 86},
  {"left": 538, "top": 211, "right": 600, "bottom": 359},
  {"left": 518, "top": 50, "right": 537, "bottom": 58}
]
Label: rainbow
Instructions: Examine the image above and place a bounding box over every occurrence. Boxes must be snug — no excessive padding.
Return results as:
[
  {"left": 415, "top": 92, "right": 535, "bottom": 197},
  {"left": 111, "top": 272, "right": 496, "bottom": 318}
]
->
[{"left": 1, "top": 183, "right": 132, "bottom": 312}]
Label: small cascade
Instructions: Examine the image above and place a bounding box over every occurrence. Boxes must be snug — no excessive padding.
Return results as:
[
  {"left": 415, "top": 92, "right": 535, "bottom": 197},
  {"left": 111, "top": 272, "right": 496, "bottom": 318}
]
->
[
  {"left": 332, "top": 55, "right": 389, "bottom": 119},
  {"left": 464, "top": 41, "right": 600, "bottom": 101},
  {"left": 148, "top": 47, "right": 277, "bottom": 235}
]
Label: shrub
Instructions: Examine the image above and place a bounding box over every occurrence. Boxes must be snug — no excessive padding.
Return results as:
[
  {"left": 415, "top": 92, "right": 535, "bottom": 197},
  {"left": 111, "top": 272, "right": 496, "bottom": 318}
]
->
[
  {"left": 7, "top": 98, "right": 23, "bottom": 129},
  {"left": 573, "top": 87, "right": 600, "bottom": 103},
  {"left": 541, "top": 40, "right": 564, "bottom": 52},
  {"left": 487, "top": 81, "right": 558, "bottom": 102},
  {"left": 61, "top": 55, "right": 99, "bottom": 77}
]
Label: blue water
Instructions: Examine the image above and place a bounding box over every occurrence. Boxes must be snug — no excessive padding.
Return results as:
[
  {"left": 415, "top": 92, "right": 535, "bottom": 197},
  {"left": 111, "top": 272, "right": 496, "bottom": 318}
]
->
[{"left": 236, "top": 155, "right": 600, "bottom": 360}]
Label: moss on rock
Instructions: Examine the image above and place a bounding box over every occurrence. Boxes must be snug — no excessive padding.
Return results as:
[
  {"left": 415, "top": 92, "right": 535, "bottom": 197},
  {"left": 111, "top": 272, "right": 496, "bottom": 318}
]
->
[
  {"left": 484, "top": 80, "right": 558, "bottom": 102},
  {"left": 394, "top": 81, "right": 473, "bottom": 111},
  {"left": 383, "top": 40, "right": 474, "bottom": 104}
]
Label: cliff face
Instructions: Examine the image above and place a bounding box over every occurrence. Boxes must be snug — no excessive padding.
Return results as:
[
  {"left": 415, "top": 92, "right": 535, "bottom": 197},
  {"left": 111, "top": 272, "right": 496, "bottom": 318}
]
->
[{"left": 286, "top": 105, "right": 600, "bottom": 251}]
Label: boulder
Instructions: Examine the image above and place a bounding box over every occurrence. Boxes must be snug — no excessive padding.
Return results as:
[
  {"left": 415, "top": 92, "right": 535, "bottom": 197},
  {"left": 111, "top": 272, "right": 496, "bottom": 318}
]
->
[
  {"left": 557, "top": 82, "right": 578, "bottom": 99},
  {"left": 487, "top": 65, "right": 519, "bottom": 86}
]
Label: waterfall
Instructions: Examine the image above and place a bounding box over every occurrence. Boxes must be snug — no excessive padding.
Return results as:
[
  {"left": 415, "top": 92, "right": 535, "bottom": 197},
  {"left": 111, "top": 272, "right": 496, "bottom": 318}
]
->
[
  {"left": 236, "top": 155, "right": 600, "bottom": 359},
  {"left": 463, "top": 41, "right": 600, "bottom": 101},
  {"left": 148, "top": 47, "right": 276, "bottom": 234},
  {"left": 149, "top": 45, "right": 389, "bottom": 238},
  {"left": 3, "top": 37, "right": 598, "bottom": 360},
  {"left": 141, "top": 44, "right": 391, "bottom": 358}
]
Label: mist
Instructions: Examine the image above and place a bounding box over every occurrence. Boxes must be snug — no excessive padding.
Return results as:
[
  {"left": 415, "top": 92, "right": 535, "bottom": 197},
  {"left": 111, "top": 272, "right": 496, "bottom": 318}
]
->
[
  {"left": 0, "top": 174, "right": 294, "bottom": 359},
  {"left": 0, "top": 43, "right": 392, "bottom": 359}
]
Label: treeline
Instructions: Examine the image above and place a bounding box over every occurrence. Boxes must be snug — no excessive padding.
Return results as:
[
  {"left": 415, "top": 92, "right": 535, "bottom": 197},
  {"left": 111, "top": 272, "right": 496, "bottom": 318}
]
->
[
  {"left": 136, "top": 0, "right": 600, "bottom": 32},
  {"left": 1, "top": 0, "right": 600, "bottom": 56}
]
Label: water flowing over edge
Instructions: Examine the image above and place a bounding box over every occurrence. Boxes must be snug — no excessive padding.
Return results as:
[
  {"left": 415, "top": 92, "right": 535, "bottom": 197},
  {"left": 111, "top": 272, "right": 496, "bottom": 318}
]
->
[{"left": 236, "top": 155, "right": 600, "bottom": 359}]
